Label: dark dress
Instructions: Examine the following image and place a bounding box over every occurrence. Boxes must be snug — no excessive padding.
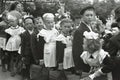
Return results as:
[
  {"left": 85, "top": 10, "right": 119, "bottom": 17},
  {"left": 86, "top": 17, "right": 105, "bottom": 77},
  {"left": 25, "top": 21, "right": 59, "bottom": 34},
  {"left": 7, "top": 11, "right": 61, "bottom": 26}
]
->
[
  {"left": 72, "top": 22, "right": 90, "bottom": 71},
  {"left": 31, "top": 30, "right": 45, "bottom": 64},
  {"left": 56, "top": 41, "right": 66, "bottom": 63}
]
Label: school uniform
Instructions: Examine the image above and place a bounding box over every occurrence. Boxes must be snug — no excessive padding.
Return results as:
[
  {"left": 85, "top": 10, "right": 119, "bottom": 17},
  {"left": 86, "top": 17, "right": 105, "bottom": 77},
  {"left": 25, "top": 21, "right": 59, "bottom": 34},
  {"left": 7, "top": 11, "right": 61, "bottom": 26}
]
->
[
  {"left": 31, "top": 30, "right": 46, "bottom": 64},
  {"left": 39, "top": 28, "right": 58, "bottom": 67},
  {"left": 72, "top": 21, "right": 91, "bottom": 71},
  {"left": 56, "top": 34, "right": 66, "bottom": 64},
  {"left": 5, "top": 25, "right": 25, "bottom": 75},
  {"left": 56, "top": 34, "right": 74, "bottom": 69},
  {"left": 5, "top": 26, "right": 25, "bottom": 51},
  {"left": 20, "top": 30, "right": 34, "bottom": 79}
]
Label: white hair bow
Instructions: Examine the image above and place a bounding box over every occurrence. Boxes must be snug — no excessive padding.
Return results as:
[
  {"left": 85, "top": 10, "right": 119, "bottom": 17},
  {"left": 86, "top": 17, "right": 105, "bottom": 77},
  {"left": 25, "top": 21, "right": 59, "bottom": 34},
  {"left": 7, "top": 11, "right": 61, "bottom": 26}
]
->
[{"left": 83, "top": 31, "right": 99, "bottom": 39}]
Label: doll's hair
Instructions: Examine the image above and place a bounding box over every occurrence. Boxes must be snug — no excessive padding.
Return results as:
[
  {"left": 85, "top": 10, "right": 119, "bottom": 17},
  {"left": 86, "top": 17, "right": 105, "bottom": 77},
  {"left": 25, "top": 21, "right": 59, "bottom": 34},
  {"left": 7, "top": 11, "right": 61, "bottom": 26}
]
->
[
  {"left": 85, "top": 39, "right": 101, "bottom": 53},
  {"left": 80, "top": 6, "right": 95, "bottom": 15}
]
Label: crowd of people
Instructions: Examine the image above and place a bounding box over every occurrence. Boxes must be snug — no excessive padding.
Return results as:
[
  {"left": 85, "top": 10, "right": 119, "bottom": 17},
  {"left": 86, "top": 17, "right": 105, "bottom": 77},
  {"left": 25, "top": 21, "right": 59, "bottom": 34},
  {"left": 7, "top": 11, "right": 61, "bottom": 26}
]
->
[{"left": 0, "top": 1, "right": 120, "bottom": 80}]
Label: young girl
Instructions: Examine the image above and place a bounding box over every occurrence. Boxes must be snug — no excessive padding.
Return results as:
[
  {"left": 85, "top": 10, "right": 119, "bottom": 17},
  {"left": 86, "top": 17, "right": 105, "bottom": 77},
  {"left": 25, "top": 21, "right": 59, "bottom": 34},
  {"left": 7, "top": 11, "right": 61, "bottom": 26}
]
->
[
  {"left": 5, "top": 14, "right": 25, "bottom": 76},
  {"left": 38, "top": 13, "right": 59, "bottom": 68},
  {"left": 56, "top": 18, "right": 74, "bottom": 71},
  {"left": 80, "top": 31, "right": 111, "bottom": 80}
]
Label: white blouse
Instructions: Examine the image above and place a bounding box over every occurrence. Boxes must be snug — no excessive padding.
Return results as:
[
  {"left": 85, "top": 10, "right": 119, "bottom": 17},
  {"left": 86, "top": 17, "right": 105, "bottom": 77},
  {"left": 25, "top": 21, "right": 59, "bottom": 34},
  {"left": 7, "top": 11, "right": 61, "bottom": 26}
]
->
[
  {"left": 81, "top": 49, "right": 109, "bottom": 67},
  {"left": 5, "top": 26, "right": 25, "bottom": 51}
]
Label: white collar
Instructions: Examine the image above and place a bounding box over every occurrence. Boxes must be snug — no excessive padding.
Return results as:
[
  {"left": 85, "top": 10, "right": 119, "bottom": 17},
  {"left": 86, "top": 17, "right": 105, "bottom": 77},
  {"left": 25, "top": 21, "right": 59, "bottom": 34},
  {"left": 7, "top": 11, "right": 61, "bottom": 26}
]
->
[
  {"left": 28, "top": 30, "right": 33, "bottom": 35},
  {"left": 88, "top": 50, "right": 100, "bottom": 59},
  {"left": 10, "top": 25, "right": 19, "bottom": 29}
]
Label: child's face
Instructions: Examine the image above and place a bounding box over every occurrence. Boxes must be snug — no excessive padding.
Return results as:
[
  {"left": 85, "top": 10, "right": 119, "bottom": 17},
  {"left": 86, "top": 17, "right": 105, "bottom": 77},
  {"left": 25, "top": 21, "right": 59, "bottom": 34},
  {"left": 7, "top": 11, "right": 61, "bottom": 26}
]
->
[
  {"left": 24, "top": 18, "right": 34, "bottom": 30},
  {"left": 8, "top": 19, "right": 18, "bottom": 27},
  {"left": 35, "top": 18, "right": 44, "bottom": 30},
  {"left": 44, "top": 18, "right": 55, "bottom": 30},
  {"left": 82, "top": 10, "right": 96, "bottom": 24},
  {"left": 61, "top": 22, "right": 72, "bottom": 35}
]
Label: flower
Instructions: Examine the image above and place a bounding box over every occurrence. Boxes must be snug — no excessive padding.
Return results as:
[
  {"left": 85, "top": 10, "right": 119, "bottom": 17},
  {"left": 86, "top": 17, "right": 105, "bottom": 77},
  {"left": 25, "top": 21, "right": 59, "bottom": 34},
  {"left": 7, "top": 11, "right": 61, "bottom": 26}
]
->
[{"left": 83, "top": 31, "right": 99, "bottom": 39}]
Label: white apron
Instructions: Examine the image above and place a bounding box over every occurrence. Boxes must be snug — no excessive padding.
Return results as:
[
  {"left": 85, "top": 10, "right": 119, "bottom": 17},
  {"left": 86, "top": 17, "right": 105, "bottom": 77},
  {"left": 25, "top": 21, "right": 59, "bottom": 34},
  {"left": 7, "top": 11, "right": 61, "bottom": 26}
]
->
[
  {"left": 39, "top": 28, "right": 58, "bottom": 67},
  {"left": 63, "top": 47, "right": 74, "bottom": 69},
  {"left": 44, "top": 42, "right": 56, "bottom": 67}
]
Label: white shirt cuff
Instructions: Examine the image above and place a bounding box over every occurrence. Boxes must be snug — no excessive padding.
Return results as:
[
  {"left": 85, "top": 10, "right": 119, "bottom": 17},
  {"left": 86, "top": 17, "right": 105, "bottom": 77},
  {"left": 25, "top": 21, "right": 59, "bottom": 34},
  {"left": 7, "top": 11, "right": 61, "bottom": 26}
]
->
[{"left": 89, "top": 69, "right": 104, "bottom": 80}]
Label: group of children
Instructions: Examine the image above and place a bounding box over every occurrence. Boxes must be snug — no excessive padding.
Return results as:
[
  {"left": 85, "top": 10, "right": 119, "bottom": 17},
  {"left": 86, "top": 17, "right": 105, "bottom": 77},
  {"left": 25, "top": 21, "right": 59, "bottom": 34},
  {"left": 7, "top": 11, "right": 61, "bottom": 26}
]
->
[
  {"left": 0, "top": 9, "right": 75, "bottom": 80},
  {"left": 1, "top": 1, "right": 120, "bottom": 80}
]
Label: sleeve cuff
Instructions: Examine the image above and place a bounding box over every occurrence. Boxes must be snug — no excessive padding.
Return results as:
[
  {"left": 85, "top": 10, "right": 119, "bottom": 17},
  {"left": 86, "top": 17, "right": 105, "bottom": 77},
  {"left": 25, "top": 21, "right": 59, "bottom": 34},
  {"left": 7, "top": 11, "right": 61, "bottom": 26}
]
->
[{"left": 89, "top": 69, "right": 104, "bottom": 80}]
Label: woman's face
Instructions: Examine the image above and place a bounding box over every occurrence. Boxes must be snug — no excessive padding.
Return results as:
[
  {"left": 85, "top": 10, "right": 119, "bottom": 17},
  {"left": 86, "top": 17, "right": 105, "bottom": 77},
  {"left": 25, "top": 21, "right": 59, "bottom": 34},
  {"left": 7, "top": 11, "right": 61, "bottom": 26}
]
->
[{"left": 82, "top": 10, "right": 96, "bottom": 24}]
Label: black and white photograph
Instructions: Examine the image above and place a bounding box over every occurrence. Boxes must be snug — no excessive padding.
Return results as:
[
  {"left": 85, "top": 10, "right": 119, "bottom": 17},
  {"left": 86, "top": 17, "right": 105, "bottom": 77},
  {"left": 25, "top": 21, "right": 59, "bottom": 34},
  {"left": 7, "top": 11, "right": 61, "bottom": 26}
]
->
[{"left": 0, "top": 0, "right": 120, "bottom": 80}]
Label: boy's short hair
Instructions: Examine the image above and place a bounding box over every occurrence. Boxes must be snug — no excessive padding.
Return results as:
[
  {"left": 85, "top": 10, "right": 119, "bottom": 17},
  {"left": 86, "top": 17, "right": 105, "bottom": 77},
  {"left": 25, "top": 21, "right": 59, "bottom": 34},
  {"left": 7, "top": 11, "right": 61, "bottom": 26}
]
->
[
  {"left": 34, "top": 17, "right": 43, "bottom": 23},
  {"left": 60, "top": 18, "right": 73, "bottom": 27},
  {"left": 24, "top": 17, "right": 35, "bottom": 24},
  {"left": 80, "top": 6, "right": 95, "bottom": 15}
]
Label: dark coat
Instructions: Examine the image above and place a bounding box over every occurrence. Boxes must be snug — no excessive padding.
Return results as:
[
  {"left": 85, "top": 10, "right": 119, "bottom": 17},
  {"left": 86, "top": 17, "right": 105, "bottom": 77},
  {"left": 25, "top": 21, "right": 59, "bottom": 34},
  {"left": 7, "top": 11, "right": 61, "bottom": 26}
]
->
[
  {"left": 20, "top": 31, "right": 34, "bottom": 64},
  {"left": 101, "top": 33, "right": 120, "bottom": 80},
  {"left": 72, "top": 22, "right": 90, "bottom": 71},
  {"left": 31, "top": 31, "right": 45, "bottom": 61},
  {"left": 106, "top": 33, "right": 120, "bottom": 57},
  {"left": 101, "top": 55, "right": 120, "bottom": 80}
]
